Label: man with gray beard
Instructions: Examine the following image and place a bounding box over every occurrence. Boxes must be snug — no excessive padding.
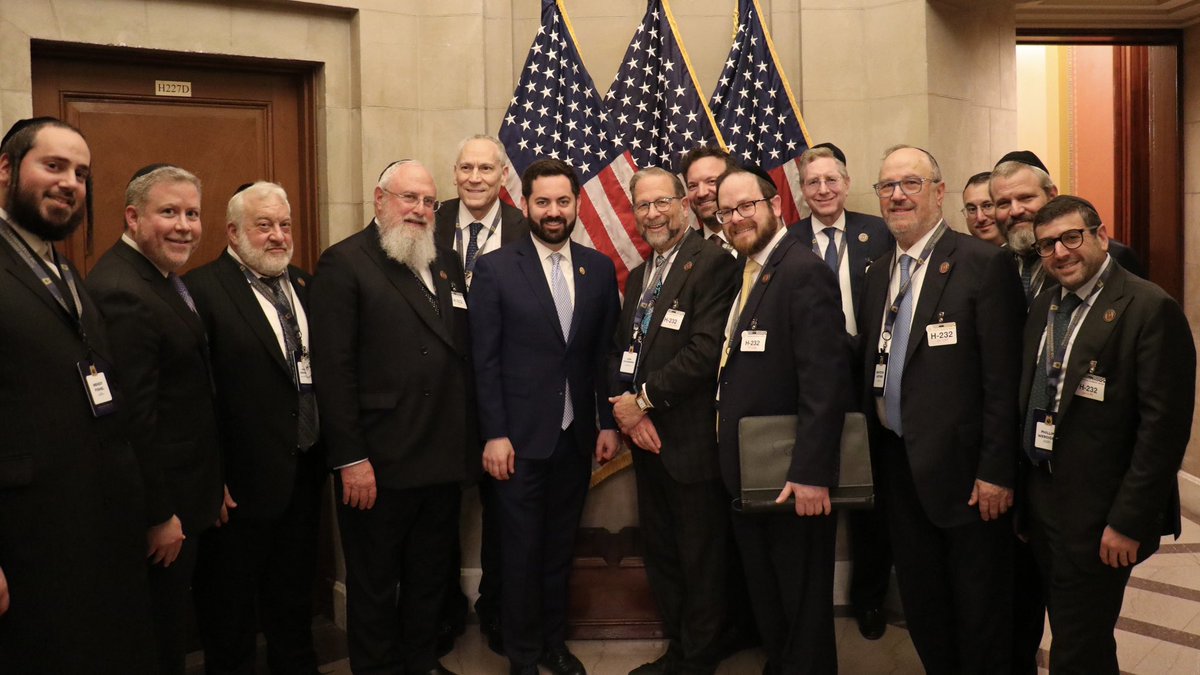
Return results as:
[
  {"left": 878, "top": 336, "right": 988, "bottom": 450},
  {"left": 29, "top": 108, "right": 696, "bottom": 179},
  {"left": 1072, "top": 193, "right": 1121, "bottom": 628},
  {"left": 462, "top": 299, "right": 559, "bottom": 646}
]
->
[
  {"left": 310, "top": 161, "right": 477, "bottom": 675},
  {"left": 186, "top": 182, "right": 326, "bottom": 674}
]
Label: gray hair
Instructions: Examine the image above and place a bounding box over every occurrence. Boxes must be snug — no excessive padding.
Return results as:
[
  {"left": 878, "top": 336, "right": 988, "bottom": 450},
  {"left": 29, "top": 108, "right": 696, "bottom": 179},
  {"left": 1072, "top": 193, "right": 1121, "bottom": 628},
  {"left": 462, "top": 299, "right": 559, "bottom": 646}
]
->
[
  {"left": 125, "top": 166, "right": 202, "bottom": 211},
  {"left": 454, "top": 134, "right": 507, "bottom": 169},
  {"left": 227, "top": 181, "right": 289, "bottom": 228},
  {"left": 629, "top": 167, "right": 685, "bottom": 200},
  {"left": 377, "top": 159, "right": 424, "bottom": 189},
  {"left": 798, "top": 146, "right": 849, "bottom": 180},
  {"left": 990, "top": 160, "right": 1055, "bottom": 195}
]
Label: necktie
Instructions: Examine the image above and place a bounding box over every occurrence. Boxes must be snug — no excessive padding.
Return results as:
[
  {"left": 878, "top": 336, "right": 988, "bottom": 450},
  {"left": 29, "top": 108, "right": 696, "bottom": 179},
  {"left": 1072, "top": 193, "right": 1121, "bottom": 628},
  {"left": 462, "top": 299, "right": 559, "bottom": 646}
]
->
[
  {"left": 1020, "top": 254, "right": 1037, "bottom": 301},
  {"left": 550, "top": 252, "right": 574, "bottom": 429},
  {"left": 883, "top": 255, "right": 913, "bottom": 436},
  {"left": 410, "top": 268, "right": 440, "bottom": 316},
  {"left": 262, "top": 276, "right": 320, "bottom": 449},
  {"left": 822, "top": 227, "right": 839, "bottom": 274},
  {"left": 633, "top": 254, "right": 667, "bottom": 337},
  {"left": 1023, "top": 292, "right": 1083, "bottom": 463},
  {"left": 168, "top": 272, "right": 199, "bottom": 315},
  {"left": 464, "top": 221, "right": 484, "bottom": 272},
  {"left": 720, "top": 258, "right": 761, "bottom": 370}
]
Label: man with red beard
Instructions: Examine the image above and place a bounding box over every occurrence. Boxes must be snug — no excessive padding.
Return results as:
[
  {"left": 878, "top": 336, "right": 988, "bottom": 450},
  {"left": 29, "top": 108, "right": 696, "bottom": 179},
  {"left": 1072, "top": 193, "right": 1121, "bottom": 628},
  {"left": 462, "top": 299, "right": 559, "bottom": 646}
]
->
[
  {"left": 310, "top": 160, "right": 475, "bottom": 675},
  {"left": 713, "top": 166, "right": 848, "bottom": 675},
  {"left": 187, "top": 182, "right": 325, "bottom": 674},
  {"left": 87, "top": 163, "right": 224, "bottom": 675},
  {"left": 0, "top": 118, "right": 157, "bottom": 672}
]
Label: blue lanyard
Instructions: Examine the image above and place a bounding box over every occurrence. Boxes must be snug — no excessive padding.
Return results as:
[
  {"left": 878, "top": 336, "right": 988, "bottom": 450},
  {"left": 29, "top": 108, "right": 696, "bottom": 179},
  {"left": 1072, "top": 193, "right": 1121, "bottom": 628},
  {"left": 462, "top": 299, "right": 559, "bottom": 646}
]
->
[
  {"left": 881, "top": 221, "right": 946, "bottom": 344},
  {"left": 1042, "top": 262, "right": 1112, "bottom": 408}
]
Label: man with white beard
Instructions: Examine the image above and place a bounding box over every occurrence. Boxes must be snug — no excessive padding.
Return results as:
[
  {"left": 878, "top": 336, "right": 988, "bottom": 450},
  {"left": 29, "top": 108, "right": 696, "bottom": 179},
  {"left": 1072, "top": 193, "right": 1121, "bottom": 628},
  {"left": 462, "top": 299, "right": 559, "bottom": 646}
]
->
[
  {"left": 309, "top": 161, "right": 476, "bottom": 675},
  {"left": 186, "top": 182, "right": 326, "bottom": 674}
]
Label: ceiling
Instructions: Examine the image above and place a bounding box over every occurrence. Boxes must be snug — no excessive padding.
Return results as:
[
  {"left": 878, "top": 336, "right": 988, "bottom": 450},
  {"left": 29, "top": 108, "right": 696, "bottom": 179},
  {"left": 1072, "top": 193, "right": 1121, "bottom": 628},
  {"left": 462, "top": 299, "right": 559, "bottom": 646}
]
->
[{"left": 1016, "top": 0, "right": 1200, "bottom": 28}]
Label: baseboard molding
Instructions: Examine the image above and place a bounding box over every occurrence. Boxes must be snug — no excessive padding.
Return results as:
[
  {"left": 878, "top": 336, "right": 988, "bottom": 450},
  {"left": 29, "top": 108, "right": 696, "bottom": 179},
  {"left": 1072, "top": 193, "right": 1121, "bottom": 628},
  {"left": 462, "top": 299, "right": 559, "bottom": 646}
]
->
[{"left": 1180, "top": 471, "right": 1200, "bottom": 521}]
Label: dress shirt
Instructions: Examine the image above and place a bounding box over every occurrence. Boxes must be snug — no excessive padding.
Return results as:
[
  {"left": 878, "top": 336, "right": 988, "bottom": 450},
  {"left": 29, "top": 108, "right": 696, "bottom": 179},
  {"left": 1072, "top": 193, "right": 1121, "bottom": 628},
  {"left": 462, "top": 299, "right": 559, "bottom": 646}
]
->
[
  {"left": 703, "top": 225, "right": 737, "bottom": 258},
  {"left": 1035, "top": 256, "right": 1111, "bottom": 409},
  {"left": 874, "top": 221, "right": 941, "bottom": 429},
  {"left": 455, "top": 199, "right": 502, "bottom": 266},
  {"left": 811, "top": 211, "right": 857, "bottom": 335},
  {"left": 1, "top": 206, "right": 58, "bottom": 274},
  {"left": 120, "top": 232, "right": 170, "bottom": 277},
  {"left": 720, "top": 224, "right": 789, "bottom": 360},
  {"left": 530, "top": 233, "right": 575, "bottom": 305},
  {"left": 228, "top": 247, "right": 311, "bottom": 361}
]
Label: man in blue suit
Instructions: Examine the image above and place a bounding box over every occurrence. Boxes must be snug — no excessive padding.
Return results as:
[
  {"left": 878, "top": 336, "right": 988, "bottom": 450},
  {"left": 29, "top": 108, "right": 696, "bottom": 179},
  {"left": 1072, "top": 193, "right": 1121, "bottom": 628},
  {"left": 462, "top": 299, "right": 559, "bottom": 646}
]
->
[{"left": 469, "top": 159, "right": 621, "bottom": 675}]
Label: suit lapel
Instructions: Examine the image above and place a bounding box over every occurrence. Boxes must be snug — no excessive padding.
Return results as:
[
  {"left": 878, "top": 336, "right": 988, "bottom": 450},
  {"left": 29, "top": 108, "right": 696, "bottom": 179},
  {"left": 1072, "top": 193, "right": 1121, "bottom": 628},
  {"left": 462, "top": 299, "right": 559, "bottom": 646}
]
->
[
  {"left": 567, "top": 241, "right": 587, "bottom": 345},
  {"left": 1057, "top": 266, "right": 1129, "bottom": 419},
  {"left": 213, "top": 252, "right": 292, "bottom": 377},
  {"left": 861, "top": 248, "right": 895, "bottom": 348},
  {"left": 0, "top": 234, "right": 73, "bottom": 322},
  {"left": 116, "top": 241, "right": 209, "bottom": 351},
  {"left": 515, "top": 237, "right": 566, "bottom": 344},
  {"left": 365, "top": 225, "right": 455, "bottom": 348},
  {"left": 430, "top": 252, "right": 458, "bottom": 323},
  {"left": 735, "top": 233, "right": 795, "bottom": 334},
  {"left": 642, "top": 232, "right": 700, "bottom": 352},
  {"left": 1019, "top": 290, "right": 1056, "bottom": 414},
  {"left": 904, "top": 228, "right": 956, "bottom": 366}
]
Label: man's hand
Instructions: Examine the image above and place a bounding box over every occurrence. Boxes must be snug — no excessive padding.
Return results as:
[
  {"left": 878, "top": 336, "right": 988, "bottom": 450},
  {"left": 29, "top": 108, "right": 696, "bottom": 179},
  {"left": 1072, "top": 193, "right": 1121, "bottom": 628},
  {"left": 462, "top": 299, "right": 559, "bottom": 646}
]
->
[
  {"left": 627, "top": 417, "right": 662, "bottom": 454},
  {"left": 341, "top": 460, "right": 377, "bottom": 510},
  {"left": 1100, "top": 525, "right": 1140, "bottom": 568},
  {"left": 595, "top": 429, "right": 620, "bottom": 464},
  {"left": 147, "top": 515, "right": 186, "bottom": 567},
  {"left": 0, "top": 565, "right": 10, "bottom": 616},
  {"left": 214, "top": 484, "right": 238, "bottom": 527},
  {"left": 775, "top": 482, "right": 831, "bottom": 516},
  {"left": 968, "top": 479, "right": 1013, "bottom": 521},
  {"left": 608, "top": 393, "right": 645, "bottom": 431},
  {"left": 483, "top": 438, "right": 516, "bottom": 480}
]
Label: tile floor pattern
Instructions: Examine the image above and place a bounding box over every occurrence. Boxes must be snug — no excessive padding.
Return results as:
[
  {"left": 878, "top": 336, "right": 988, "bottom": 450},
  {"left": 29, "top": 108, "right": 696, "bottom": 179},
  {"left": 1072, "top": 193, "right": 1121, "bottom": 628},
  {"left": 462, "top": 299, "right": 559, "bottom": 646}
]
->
[{"left": 193, "top": 512, "right": 1200, "bottom": 675}]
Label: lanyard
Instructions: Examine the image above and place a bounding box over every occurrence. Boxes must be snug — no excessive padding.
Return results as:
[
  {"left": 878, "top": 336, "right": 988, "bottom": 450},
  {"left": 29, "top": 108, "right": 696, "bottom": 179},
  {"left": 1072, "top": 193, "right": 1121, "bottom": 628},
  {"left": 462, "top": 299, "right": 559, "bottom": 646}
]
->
[
  {"left": 811, "top": 227, "right": 848, "bottom": 271},
  {"left": 455, "top": 208, "right": 502, "bottom": 273},
  {"left": 881, "top": 221, "right": 946, "bottom": 345},
  {"left": 0, "top": 218, "right": 89, "bottom": 345},
  {"left": 1042, "top": 263, "right": 1112, "bottom": 409},
  {"left": 239, "top": 266, "right": 305, "bottom": 348},
  {"left": 630, "top": 240, "right": 683, "bottom": 345}
]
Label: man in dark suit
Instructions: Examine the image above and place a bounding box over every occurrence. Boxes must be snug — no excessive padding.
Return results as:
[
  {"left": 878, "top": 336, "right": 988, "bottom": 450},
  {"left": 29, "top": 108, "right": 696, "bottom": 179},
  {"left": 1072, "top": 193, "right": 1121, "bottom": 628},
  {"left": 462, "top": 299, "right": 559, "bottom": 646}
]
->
[
  {"left": 714, "top": 167, "right": 849, "bottom": 675},
  {"left": 681, "top": 146, "right": 736, "bottom": 252},
  {"left": 309, "top": 160, "right": 474, "bottom": 675},
  {"left": 470, "top": 158, "right": 620, "bottom": 675},
  {"left": 87, "top": 163, "right": 224, "bottom": 675},
  {"left": 792, "top": 142, "right": 894, "bottom": 640},
  {"left": 608, "top": 167, "right": 737, "bottom": 675},
  {"left": 0, "top": 117, "right": 156, "bottom": 673},
  {"left": 188, "top": 182, "right": 325, "bottom": 674},
  {"left": 962, "top": 172, "right": 1005, "bottom": 247},
  {"left": 434, "top": 134, "right": 528, "bottom": 655},
  {"left": 1019, "top": 195, "right": 1194, "bottom": 673},
  {"left": 858, "top": 146, "right": 1026, "bottom": 674}
]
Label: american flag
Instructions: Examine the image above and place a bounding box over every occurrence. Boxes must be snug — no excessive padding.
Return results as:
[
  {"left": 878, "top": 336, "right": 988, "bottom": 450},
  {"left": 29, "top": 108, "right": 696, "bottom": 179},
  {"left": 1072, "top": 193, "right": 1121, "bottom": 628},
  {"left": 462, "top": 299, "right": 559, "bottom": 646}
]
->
[
  {"left": 709, "top": 0, "right": 813, "bottom": 225},
  {"left": 498, "top": 0, "right": 648, "bottom": 289},
  {"left": 605, "top": 0, "right": 724, "bottom": 172}
]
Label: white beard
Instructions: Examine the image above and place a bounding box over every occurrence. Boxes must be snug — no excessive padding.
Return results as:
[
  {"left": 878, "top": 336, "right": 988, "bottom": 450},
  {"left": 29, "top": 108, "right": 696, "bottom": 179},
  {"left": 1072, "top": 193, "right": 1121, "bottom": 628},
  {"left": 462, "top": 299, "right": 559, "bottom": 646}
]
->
[
  {"left": 232, "top": 229, "right": 292, "bottom": 277},
  {"left": 1007, "top": 226, "right": 1036, "bottom": 255},
  {"left": 379, "top": 218, "right": 437, "bottom": 272}
]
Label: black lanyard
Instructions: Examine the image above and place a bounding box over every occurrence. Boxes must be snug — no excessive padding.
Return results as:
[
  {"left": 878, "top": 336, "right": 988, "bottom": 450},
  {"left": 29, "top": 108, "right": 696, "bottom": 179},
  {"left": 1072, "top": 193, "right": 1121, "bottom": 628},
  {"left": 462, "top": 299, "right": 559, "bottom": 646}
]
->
[
  {"left": 881, "top": 221, "right": 946, "bottom": 345},
  {"left": 0, "top": 218, "right": 91, "bottom": 349},
  {"left": 1042, "top": 262, "right": 1113, "bottom": 409},
  {"left": 455, "top": 208, "right": 502, "bottom": 274}
]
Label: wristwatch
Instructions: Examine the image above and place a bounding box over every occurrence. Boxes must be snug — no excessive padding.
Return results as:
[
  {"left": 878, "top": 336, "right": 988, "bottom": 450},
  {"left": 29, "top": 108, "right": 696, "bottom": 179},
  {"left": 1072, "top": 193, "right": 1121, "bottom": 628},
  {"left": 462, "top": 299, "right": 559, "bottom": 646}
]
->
[{"left": 635, "top": 388, "right": 654, "bottom": 412}]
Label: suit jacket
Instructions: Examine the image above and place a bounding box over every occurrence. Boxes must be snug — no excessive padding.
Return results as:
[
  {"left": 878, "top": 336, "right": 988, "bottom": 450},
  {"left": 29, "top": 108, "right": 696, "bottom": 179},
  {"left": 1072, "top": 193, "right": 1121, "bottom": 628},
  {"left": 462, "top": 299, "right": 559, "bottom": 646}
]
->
[
  {"left": 1108, "top": 239, "right": 1147, "bottom": 279},
  {"left": 86, "top": 239, "right": 223, "bottom": 534},
  {"left": 185, "top": 251, "right": 324, "bottom": 520},
  {"left": 858, "top": 227, "right": 1026, "bottom": 528},
  {"left": 470, "top": 235, "right": 620, "bottom": 458},
  {"left": 0, "top": 228, "right": 155, "bottom": 672},
  {"left": 792, "top": 211, "right": 893, "bottom": 318},
  {"left": 309, "top": 221, "right": 478, "bottom": 489},
  {"left": 1018, "top": 263, "right": 1193, "bottom": 552},
  {"left": 609, "top": 230, "right": 737, "bottom": 484},
  {"left": 716, "top": 229, "right": 850, "bottom": 496},
  {"left": 435, "top": 198, "right": 529, "bottom": 256}
]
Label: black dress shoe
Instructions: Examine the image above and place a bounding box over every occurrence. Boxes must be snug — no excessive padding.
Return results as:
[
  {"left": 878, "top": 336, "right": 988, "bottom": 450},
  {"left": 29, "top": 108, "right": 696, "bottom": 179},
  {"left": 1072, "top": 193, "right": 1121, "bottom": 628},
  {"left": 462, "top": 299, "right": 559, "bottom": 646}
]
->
[
  {"left": 539, "top": 646, "right": 586, "bottom": 675},
  {"left": 510, "top": 664, "right": 538, "bottom": 675},
  {"left": 478, "top": 613, "right": 505, "bottom": 655},
  {"left": 855, "top": 606, "right": 887, "bottom": 640}
]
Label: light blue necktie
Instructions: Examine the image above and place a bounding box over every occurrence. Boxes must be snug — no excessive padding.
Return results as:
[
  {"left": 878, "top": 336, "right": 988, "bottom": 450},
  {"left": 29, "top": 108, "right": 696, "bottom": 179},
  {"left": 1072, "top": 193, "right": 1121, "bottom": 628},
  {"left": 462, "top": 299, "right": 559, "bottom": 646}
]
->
[
  {"left": 550, "top": 252, "right": 574, "bottom": 429},
  {"left": 822, "top": 227, "right": 839, "bottom": 274},
  {"left": 884, "top": 254, "right": 913, "bottom": 436}
]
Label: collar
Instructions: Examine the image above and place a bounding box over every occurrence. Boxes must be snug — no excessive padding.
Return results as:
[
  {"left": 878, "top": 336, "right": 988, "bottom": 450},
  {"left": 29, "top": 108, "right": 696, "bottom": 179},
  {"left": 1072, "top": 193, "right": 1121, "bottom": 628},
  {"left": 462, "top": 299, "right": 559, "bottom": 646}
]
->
[
  {"left": 749, "top": 224, "right": 789, "bottom": 268},
  {"left": 531, "top": 233, "right": 573, "bottom": 265},
  {"left": 1061, "top": 255, "right": 1112, "bottom": 302},
  {"left": 457, "top": 199, "right": 500, "bottom": 230},
  {"left": 703, "top": 224, "right": 727, "bottom": 242},
  {"left": 121, "top": 232, "right": 170, "bottom": 277},
  {"left": 0, "top": 207, "right": 54, "bottom": 263},
  {"left": 226, "top": 245, "right": 285, "bottom": 281},
  {"left": 895, "top": 219, "right": 942, "bottom": 259},
  {"left": 813, "top": 210, "right": 846, "bottom": 233}
]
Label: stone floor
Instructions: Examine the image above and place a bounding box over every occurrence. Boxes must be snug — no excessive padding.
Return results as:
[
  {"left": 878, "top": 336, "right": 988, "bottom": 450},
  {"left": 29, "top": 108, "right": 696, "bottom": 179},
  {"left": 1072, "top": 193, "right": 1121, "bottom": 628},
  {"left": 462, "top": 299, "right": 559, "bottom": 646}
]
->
[{"left": 193, "top": 511, "right": 1200, "bottom": 675}]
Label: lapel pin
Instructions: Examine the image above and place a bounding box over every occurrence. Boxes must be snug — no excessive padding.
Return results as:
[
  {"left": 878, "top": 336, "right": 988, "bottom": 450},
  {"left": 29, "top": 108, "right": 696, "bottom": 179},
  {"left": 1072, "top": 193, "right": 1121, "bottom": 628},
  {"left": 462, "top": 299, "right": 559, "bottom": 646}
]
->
[
  {"left": 683, "top": 261, "right": 694, "bottom": 271},
  {"left": 858, "top": 232, "right": 869, "bottom": 243},
  {"left": 439, "top": 270, "right": 448, "bottom": 280},
  {"left": 579, "top": 266, "right": 586, "bottom": 276},
  {"left": 1104, "top": 309, "right": 1116, "bottom": 322},
  {"left": 296, "top": 278, "right": 306, "bottom": 287},
  {"left": 939, "top": 262, "right": 950, "bottom": 274},
  {"left": 760, "top": 273, "right": 771, "bottom": 284}
]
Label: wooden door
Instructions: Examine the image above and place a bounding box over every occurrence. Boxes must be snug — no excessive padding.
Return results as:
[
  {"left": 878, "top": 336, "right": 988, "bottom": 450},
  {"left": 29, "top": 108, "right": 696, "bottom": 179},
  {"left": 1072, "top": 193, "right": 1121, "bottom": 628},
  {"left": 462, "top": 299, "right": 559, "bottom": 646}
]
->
[{"left": 31, "top": 41, "right": 318, "bottom": 275}]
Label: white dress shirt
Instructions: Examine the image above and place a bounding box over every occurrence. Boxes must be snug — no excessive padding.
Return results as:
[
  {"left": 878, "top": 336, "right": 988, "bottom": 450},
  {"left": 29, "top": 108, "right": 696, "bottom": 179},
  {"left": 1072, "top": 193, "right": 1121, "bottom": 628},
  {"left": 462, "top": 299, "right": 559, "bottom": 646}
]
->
[
  {"left": 1035, "top": 255, "right": 1111, "bottom": 409},
  {"left": 227, "top": 246, "right": 311, "bottom": 362},
  {"left": 530, "top": 233, "right": 575, "bottom": 305},
  {"left": 811, "top": 211, "right": 857, "bottom": 335},
  {"left": 455, "top": 199, "right": 503, "bottom": 267}
]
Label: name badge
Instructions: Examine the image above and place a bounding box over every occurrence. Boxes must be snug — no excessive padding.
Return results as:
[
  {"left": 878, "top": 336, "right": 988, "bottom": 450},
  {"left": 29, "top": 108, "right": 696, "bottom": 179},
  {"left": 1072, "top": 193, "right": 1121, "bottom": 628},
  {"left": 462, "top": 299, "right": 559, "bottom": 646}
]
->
[
  {"left": 296, "top": 353, "right": 314, "bottom": 387},
  {"left": 1032, "top": 409, "right": 1055, "bottom": 452},
  {"left": 926, "top": 322, "right": 957, "bottom": 347},
  {"left": 77, "top": 359, "right": 118, "bottom": 417},
  {"left": 740, "top": 330, "right": 767, "bottom": 352},
  {"left": 619, "top": 349, "right": 638, "bottom": 375},
  {"left": 872, "top": 352, "right": 888, "bottom": 394},
  {"left": 1076, "top": 374, "right": 1105, "bottom": 401},
  {"left": 661, "top": 309, "right": 685, "bottom": 331},
  {"left": 451, "top": 291, "right": 467, "bottom": 310}
]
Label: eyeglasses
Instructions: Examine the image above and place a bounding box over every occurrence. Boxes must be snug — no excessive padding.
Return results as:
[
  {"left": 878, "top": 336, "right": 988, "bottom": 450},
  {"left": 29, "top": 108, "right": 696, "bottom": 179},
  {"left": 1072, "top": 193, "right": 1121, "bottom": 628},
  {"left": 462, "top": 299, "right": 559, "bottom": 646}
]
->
[
  {"left": 633, "top": 197, "right": 680, "bottom": 216},
  {"left": 961, "top": 202, "right": 995, "bottom": 218},
  {"left": 381, "top": 186, "right": 440, "bottom": 212},
  {"left": 714, "top": 198, "right": 770, "bottom": 224},
  {"left": 1034, "top": 228, "right": 1090, "bottom": 257},
  {"left": 802, "top": 176, "right": 843, "bottom": 191},
  {"left": 872, "top": 177, "right": 935, "bottom": 199}
]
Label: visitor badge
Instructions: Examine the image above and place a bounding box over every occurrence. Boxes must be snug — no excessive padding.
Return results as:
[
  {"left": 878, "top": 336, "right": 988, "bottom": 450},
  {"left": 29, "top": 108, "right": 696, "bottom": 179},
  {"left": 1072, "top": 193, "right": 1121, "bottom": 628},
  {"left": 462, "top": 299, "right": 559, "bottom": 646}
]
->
[
  {"left": 1032, "top": 409, "right": 1055, "bottom": 452},
  {"left": 740, "top": 330, "right": 766, "bottom": 352},
  {"left": 1076, "top": 374, "right": 1105, "bottom": 402},
  {"left": 661, "top": 309, "right": 685, "bottom": 331},
  {"left": 620, "top": 349, "right": 638, "bottom": 375},
  {"left": 926, "top": 322, "right": 957, "bottom": 347},
  {"left": 451, "top": 291, "right": 467, "bottom": 310}
]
